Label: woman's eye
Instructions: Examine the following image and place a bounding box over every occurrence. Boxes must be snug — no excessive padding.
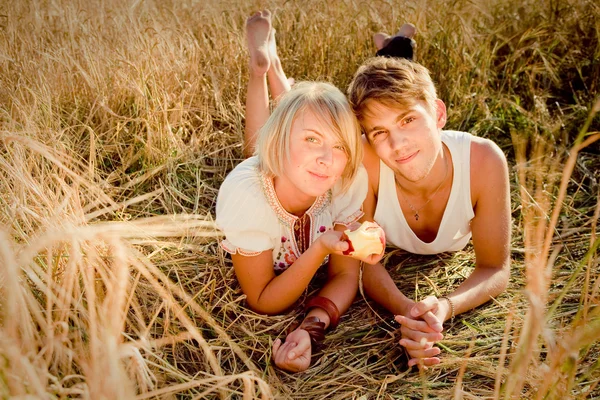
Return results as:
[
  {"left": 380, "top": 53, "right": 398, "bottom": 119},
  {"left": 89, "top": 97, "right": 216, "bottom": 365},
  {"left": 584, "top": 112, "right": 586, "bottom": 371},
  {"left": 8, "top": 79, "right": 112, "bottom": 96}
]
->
[
  {"left": 306, "top": 136, "right": 318, "bottom": 143},
  {"left": 334, "top": 144, "right": 346, "bottom": 151}
]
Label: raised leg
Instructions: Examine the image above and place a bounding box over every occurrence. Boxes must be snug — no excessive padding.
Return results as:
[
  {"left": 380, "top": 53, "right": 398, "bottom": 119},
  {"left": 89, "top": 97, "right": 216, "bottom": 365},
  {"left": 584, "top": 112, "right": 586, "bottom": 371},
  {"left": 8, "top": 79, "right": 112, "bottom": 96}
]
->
[
  {"left": 244, "top": 10, "right": 272, "bottom": 158},
  {"left": 373, "top": 23, "right": 417, "bottom": 60},
  {"left": 266, "top": 27, "right": 292, "bottom": 104}
]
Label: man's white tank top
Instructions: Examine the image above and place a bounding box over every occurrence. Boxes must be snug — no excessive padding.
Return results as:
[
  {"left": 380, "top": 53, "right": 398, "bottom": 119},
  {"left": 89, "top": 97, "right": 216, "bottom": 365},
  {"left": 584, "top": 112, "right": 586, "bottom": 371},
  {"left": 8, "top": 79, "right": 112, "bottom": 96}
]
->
[{"left": 374, "top": 130, "right": 474, "bottom": 254}]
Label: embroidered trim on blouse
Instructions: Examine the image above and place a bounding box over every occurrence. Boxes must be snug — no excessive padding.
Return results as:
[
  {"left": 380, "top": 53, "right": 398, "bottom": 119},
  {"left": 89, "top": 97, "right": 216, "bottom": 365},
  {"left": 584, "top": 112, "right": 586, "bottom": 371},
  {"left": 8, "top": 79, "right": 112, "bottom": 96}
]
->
[
  {"left": 220, "top": 239, "right": 263, "bottom": 257},
  {"left": 334, "top": 208, "right": 365, "bottom": 227},
  {"left": 259, "top": 169, "right": 331, "bottom": 228}
]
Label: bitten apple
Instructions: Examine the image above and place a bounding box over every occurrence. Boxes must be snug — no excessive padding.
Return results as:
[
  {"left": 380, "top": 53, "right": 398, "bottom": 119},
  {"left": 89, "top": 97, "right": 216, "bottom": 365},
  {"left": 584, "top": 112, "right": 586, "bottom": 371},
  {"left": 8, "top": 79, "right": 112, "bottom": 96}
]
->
[{"left": 342, "top": 221, "right": 385, "bottom": 259}]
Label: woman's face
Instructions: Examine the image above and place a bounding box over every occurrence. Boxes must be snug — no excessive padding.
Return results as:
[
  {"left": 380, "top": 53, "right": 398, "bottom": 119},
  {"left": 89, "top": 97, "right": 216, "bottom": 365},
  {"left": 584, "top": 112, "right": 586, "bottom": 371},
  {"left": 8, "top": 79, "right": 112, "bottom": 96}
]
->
[{"left": 278, "top": 107, "right": 348, "bottom": 200}]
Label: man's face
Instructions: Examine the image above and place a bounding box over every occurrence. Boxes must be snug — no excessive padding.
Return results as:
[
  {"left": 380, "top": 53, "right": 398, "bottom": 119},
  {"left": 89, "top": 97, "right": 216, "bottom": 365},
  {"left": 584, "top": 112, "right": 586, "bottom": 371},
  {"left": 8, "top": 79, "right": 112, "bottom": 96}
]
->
[{"left": 360, "top": 99, "right": 446, "bottom": 183}]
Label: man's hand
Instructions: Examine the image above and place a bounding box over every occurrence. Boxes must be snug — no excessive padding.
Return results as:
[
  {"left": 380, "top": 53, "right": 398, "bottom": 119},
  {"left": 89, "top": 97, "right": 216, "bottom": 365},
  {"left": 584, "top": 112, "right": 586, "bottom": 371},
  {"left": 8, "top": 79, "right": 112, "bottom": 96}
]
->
[
  {"left": 409, "top": 295, "right": 450, "bottom": 328},
  {"left": 395, "top": 314, "right": 444, "bottom": 367},
  {"left": 395, "top": 296, "right": 449, "bottom": 368},
  {"left": 356, "top": 250, "right": 385, "bottom": 265},
  {"left": 272, "top": 328, "right": 312, "bottom": 373}
]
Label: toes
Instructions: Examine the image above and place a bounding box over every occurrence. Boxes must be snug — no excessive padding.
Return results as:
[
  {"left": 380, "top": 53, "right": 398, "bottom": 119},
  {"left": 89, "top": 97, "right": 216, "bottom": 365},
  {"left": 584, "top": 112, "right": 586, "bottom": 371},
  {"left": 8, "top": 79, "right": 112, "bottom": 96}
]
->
[
  {"left": 396, "top": 23, "right": 416, "bottom": 39},
  {"left": 373, "top": 32, "right": 390, "bottom": 50},
  {"left": 247, "top": 11, "right": 260, "bottom": 21}
]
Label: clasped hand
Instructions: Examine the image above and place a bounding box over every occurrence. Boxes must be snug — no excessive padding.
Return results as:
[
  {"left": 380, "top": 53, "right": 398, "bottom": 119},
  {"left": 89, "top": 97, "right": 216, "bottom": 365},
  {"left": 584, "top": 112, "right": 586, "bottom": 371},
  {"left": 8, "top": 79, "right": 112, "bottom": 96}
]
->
[{"left": 395, "top": 296, "right": 449, "bottom": 368}]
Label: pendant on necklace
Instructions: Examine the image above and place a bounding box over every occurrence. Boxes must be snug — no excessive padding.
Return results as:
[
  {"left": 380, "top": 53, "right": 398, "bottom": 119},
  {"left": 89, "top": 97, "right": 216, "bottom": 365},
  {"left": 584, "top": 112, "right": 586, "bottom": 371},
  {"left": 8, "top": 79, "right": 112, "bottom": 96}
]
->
[{"left": 414, "top": 213, "right": 419, "bottom": 221}]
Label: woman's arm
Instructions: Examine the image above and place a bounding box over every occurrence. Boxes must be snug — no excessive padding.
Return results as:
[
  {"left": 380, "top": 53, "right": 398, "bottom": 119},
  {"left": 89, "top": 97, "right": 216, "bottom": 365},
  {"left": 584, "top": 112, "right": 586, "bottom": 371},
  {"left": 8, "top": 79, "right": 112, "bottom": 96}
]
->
[
  {"left": 232, "top": 230, "right": 350, "bottom": 315},
  {"left": 303, "top": 224, "right": 363, "bottom": 326},
  {"left": 271, "top": 224, "right": 362, "bottom": 373}
]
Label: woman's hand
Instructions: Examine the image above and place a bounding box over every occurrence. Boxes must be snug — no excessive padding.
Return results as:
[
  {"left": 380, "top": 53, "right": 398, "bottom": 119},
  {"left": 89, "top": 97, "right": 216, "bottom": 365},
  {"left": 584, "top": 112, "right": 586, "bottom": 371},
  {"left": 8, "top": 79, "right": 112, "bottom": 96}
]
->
[
  {"left": 272, "top": 328, "right": 312, "bottom": 373},
  {"left": 317, "top": 230, "right": 350, "bottom": 255},
  {"left": 317, "top": 228, "right": 385, "bottom": 264},
  {"left": 341, "top": 221, "right": 386, "bottom": 264}
]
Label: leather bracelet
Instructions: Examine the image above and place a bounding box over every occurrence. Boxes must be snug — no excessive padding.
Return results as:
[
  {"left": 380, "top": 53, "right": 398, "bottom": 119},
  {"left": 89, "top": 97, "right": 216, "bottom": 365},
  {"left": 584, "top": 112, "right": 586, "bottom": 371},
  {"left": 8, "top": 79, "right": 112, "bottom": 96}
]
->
[
  {"left": 440, "top": 296, "right": 455, "bottom": 323},
  {"left": 305, "top": 296, "right": 340, "bottom": 330},
  {"left": 298, "top": 316, "right": 326, "bottom": 344}
]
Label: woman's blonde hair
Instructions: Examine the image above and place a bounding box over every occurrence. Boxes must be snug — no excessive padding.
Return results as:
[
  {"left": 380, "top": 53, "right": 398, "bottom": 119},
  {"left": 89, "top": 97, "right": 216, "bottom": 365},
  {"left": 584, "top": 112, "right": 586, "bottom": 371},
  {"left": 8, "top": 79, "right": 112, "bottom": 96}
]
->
[
  {"left": 347, "top": 57, "right": 438, "bottom": 124},
  {"left": 255, "top": 81, "right": 362, "bottom": 194}
]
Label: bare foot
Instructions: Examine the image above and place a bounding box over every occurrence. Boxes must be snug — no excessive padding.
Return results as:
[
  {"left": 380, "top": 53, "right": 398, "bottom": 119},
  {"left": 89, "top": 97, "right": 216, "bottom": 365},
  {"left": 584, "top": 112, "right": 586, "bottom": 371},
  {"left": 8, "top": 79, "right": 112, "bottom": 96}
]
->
[
  {"left": 373, "top": 32, "right": 390, "bottom": 51},
  {"left": 373, "top": 23, "right": 417, "bottom": 50},
  {"left": 246, "top": 10, "right": 272, "bottom": 75},
  {"left": 396, "top": 23, "right": 416, "bottom": 39}
]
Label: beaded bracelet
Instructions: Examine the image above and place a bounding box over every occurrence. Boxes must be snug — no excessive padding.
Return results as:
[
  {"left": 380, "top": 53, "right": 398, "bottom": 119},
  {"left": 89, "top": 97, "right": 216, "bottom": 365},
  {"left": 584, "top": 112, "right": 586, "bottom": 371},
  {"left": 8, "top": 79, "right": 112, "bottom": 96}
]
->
[{"left": 440, "top": 296, "right": 455, "bottom": 323}]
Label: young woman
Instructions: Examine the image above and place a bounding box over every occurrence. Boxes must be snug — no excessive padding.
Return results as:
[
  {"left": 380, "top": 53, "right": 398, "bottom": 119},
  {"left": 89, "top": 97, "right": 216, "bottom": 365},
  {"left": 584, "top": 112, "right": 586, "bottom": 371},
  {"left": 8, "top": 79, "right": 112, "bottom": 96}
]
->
[{"left": 216, "top": 11, "right": 383, "bottom": 373}]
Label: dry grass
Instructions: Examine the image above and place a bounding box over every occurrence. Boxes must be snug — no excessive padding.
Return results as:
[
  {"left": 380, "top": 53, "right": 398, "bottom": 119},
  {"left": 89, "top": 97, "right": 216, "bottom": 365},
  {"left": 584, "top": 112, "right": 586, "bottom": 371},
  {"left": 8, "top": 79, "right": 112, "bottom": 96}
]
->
[{"left": 0, "top": 0, "right": 599, "bottom": 398}]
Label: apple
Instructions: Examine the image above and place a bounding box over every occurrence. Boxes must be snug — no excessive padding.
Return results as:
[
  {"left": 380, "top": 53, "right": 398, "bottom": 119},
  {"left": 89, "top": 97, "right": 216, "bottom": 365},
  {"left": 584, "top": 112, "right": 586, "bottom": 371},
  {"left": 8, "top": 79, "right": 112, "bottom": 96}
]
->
[{"left": 342, "top": 221, "right": 385, "bottom": 259}]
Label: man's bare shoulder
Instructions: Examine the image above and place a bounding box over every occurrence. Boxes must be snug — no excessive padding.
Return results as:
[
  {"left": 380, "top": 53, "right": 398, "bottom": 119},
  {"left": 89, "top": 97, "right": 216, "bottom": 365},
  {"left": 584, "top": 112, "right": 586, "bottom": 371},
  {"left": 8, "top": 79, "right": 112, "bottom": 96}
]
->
[
  {"left": 469, "top": 136, "right": 509, "bottom": 201},
  {"left": 470, "top": 135, "right": 508, "bottom": 170}
]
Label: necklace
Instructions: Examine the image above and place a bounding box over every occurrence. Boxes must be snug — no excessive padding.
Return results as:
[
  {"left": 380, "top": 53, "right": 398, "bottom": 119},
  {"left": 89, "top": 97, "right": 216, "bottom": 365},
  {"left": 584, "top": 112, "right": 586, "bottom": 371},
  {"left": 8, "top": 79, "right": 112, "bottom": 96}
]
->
[{"left": 395, "top": 152, "right": 449, "bottom": 221}]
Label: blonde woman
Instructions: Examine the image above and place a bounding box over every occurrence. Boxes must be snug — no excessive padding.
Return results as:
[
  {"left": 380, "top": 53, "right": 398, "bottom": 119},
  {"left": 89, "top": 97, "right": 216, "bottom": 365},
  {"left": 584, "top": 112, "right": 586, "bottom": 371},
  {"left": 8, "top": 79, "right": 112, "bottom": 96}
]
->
[{"left": 216, "top": 11, "right": 383, "bottom": 373}]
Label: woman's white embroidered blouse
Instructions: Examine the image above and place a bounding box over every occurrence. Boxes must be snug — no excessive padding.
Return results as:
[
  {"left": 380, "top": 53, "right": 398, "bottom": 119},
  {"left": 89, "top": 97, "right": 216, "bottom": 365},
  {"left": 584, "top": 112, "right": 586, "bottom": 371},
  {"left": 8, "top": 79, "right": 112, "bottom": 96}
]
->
[{"left": 216, "top": 156, "right": 367, "bottom": 273}]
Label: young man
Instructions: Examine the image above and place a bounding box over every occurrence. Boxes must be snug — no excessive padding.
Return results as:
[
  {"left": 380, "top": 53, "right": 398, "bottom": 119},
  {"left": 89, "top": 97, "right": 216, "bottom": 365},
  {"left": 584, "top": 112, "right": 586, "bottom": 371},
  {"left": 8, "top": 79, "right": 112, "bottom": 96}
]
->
[{"left": 347, "top": 57, "right": 511, "bottom": 367}]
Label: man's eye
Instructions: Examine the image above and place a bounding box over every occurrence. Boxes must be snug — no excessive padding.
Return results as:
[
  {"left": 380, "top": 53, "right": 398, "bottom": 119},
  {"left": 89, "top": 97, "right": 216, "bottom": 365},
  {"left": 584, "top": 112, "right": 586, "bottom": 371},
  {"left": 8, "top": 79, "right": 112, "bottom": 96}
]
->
[{"left": 402, "top": 116, "right": 415, "bottom": 125}]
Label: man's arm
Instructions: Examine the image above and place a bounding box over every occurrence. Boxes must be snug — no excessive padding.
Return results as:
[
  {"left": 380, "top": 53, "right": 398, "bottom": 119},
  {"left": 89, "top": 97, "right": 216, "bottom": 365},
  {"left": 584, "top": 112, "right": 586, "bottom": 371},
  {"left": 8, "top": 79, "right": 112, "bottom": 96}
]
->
[
  {"left": 362, "top": 175, "right": 445, "bottom": 366},
  {"left": 397, "top": 137, "right": 511, "bottom": 367},
  {"left": 359, "top": 137, "right": 414, "bottom": 316},
  {"left": 434, "top": 137, "right": 511, "bottom": 321},
  {"left": 360, "top": 137, "right": 445, "bottom": 366},
  {"left": 363, "top": 261, "right": 414, "bottom": 315}
]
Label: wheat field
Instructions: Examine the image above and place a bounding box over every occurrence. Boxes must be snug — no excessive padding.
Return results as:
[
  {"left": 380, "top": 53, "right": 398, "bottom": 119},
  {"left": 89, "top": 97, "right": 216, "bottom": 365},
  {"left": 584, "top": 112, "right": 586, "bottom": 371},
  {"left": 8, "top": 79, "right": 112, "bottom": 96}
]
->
[{"left": 0, "top": 0, "right": 599, "bottom": 398}]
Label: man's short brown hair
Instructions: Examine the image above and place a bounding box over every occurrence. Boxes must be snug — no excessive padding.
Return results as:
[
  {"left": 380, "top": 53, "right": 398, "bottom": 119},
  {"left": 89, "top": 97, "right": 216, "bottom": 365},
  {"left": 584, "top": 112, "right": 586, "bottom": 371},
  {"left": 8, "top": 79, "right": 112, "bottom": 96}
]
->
[{"left": 347, "top": 57, "right": 438, "bottom": 123}]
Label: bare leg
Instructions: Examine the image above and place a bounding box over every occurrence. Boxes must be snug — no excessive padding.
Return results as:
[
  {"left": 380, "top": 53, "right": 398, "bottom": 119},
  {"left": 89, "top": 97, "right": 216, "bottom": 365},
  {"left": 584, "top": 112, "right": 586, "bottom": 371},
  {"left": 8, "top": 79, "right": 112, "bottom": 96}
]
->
[
  {"left": 244, "top": 10, "right": 272, "bottom": 158},
  {"left": 373, "top": 23, "right": 416, "bottom": 50},
  {"left": 266, "top": 28, "right": 291, "bottom": 103}
]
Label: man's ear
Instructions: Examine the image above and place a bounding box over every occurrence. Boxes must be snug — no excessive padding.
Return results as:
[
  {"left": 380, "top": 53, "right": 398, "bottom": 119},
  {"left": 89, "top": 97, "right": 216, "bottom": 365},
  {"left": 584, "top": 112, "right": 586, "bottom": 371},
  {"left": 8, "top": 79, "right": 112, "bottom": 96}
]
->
[{"left": 435, "top": 99, "right": 447, "bottom": 128}]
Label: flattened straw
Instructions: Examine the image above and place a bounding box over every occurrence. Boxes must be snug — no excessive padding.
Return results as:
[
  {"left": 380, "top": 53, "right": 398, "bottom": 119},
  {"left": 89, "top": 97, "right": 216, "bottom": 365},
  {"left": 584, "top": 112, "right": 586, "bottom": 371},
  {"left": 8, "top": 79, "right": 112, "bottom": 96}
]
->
[
  {"left": 128, "top": 255, "right": 224, "bottom": 379},
  {"left": 242, "top": 375, "right": 254, "bottom": 400},
  {"left": 136, "top": 371, "right": 270, "bottom": 400},
  {"left": 129, "top": 246, "right": 261, "bottom": 373}
]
